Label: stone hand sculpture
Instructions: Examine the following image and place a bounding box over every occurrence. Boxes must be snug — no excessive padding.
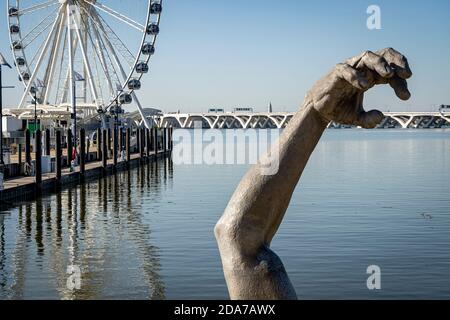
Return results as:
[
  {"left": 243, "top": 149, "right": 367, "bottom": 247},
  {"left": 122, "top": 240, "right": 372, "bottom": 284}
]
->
[{"left": 215, "top": 48, "right": 412, "bottom": 300}]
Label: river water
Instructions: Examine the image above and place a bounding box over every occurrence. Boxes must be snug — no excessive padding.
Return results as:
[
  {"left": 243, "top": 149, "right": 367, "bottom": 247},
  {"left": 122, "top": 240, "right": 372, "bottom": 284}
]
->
[{"left": 0, "top": 129, "right": 449, "bottom": 299}]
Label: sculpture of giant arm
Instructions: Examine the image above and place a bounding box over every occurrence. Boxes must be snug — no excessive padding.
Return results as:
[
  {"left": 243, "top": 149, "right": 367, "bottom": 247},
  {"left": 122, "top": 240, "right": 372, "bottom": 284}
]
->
[{"left": 215, "top": 48, "right": 412, "bottom": 300}]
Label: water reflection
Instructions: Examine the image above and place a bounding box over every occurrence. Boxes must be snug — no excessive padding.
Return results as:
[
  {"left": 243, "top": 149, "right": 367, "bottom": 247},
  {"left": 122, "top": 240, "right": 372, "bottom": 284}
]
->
[
  {"left": 0, "top": 159, "right": 172, "bottom": 299},
  {"left": 1, "top": 130, "right": 449, "bottom": 299},
  {"left": 0, "top": 215, "right": 6, "bottom": 289}
]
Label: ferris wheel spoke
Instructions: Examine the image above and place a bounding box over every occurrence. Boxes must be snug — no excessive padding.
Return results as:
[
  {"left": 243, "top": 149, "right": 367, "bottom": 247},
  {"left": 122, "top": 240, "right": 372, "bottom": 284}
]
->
[
  {"left": 91, "top": 12, "right": 127, "bottom": 80},
  {"left": 82, "top": 0, "right": 145, "bottom": 32},
  {"left": 85, "top": 9, "right": 152, "bottom": 128},
  {"left": 88, "top": 13, "right": 127, "bottom": 82},
  {"left": 18, "top": 7, "right": 64, "bottom": 108},
  {"left": 16, "top": 0, "right": 59, "bottom": 16},
  {"left": 85, "top": 19, "right": 119, "bottom": 99},
  {"left": 29, "top": 35, "right": 47, "bottom": 67},
  {"left": 88, "top": 12, "right": 129, "bottom": 104},
  {"left": 86, "top": 12, "right": 127, "bottom": 106},
  {"left": 20, "top": 6, "right": 60, "bottom": 48},
  {"left": 81, "top": 6, "right": 135, "bottom": 67},
  {"left": 60, "top": 31, "right": 79, "bottom": 104},
  {"left": 97, "top": 27, "right": 149, "bottom": 125},
  {"left": 85, "top": 18, "right": 111, "bottom": 97},
  {"left": 81, "top": 9, "right": 123, "bottom": 86}
]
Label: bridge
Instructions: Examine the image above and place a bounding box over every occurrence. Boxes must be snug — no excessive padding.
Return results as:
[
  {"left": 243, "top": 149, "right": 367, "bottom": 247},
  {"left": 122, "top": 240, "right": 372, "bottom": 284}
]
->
[{"left": 153, "top": 112, "right": 450, "bottom": 129}]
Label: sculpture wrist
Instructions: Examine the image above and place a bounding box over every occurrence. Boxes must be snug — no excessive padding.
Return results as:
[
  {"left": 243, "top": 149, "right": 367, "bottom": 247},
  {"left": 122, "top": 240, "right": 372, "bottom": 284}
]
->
[{"left": 301, "top": 98, "right": 331, "bottom": 128}]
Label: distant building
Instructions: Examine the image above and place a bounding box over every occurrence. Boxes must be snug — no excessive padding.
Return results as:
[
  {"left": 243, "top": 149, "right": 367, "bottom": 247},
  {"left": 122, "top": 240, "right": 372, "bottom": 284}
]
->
[
  {"left": 233, "top": 107, "right": 253, "bottom": 113},
  {"left": 208, "top": 108, "right": 225, "bottom": 113}
]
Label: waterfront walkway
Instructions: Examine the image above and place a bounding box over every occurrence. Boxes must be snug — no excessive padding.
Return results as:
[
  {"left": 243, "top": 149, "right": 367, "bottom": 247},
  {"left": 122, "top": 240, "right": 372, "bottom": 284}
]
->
[{"left": 0, "top": 150, "right": 170, "bottom": 202}]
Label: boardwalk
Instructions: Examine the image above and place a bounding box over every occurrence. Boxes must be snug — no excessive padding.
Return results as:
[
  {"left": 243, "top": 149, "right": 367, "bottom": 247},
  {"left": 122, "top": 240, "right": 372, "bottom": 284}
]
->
[{"left": 0, "top": 150, "right": 169, "bottom": 202}]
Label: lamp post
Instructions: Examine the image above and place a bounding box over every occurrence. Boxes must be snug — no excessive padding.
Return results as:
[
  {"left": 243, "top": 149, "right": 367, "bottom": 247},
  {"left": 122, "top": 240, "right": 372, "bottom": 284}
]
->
[
  {"left": 30, "top": 85, "right": 43, "bottom": 133},
  {"left": 0, "top": 52, "right": 13, "bottom": 168},
  {"left": 33, "top": 89, "right": 37, "bottom": 129}
]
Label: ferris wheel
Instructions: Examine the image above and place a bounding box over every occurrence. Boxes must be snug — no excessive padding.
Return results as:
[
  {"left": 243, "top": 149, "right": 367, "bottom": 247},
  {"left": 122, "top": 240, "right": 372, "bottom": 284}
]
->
[{"left": 6, "top": 0, "right": 162, "bottom": 128}]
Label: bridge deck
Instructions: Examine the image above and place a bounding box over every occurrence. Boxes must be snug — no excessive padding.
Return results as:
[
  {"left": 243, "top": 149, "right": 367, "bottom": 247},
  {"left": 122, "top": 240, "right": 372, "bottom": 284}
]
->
[{"left": 155, "top": 112, "right": 450, "bottom": 129}]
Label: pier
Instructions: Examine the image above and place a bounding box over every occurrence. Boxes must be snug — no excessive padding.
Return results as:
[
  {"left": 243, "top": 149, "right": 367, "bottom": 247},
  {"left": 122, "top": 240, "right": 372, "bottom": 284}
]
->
[{"left": 0, "top": 127, "right": 173, "bottom": 202}]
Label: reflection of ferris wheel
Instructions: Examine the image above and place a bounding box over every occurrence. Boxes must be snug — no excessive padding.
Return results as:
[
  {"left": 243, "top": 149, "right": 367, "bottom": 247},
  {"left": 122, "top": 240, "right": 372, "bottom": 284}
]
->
[{"left": 7, "top": 0, "right": 162, "bottom": 128}]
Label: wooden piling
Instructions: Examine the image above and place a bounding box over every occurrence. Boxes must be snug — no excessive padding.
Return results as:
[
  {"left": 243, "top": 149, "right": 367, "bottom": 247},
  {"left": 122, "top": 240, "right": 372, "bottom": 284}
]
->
[
  {"left": 126, "top": 128, "right": 131, "bottom": 163},
  {"left": 136, "top": 127, "right": 140, "bottom": 154},
  {"left": 80, "top": 128, "right": 86, "bottom": 175},
  {"left": 164, "top": 128, "right": 167, "bottom": 152},
  {"left": 113, "top": 127, "right": 118, "bottom": 168},
  {"left": 150, "top": 128, "right": 155, "bottom": 152},
  {"left": 146, "top": 128, "right": 151, "bottom": 157},
  {"left": 170, "top": 127, "right": 174, "bottom": 151},
  {"left": 154, "top": 128, "right": 159, "bottom": 153},
  {"left": 67, "top": 129, "right": 73, "bottom": 167},
  {"left": 166, "top": 127, "right": 170, "bottom": 151},
  {"left": 86, "top": 139, "right": 90, "bottom": 162},
  {"left": 45, "top": 128, "right": 51, "bottom": 156},
  {"left": 97, "top": 127, "right": 102, "bottom": 161},
  {"left": 56, "top": 130, "right": 62, "bottom": 181},
  {"left": 67, "top": 129, "right": 73, "bottom": 166},
  {"left": 107, "top": 128, "right": 112, "bottom": 156},
  {"left": 118, "top": 128, "right": 123, "bottom": 154},
  {"left": 102, "top": 129, "right": 107, "bottom": 171},
  {"left": 18, "top": 144, "right": 22, "bottom": 175},
  {"left": 35, "top": 129, "right": 42, "bottom": 186},
  {"left": 140, "top": 128, "right": 145, "bottom": 160},
  {"left": 25, "top": 129, "right": 31, "bottom": 169}
]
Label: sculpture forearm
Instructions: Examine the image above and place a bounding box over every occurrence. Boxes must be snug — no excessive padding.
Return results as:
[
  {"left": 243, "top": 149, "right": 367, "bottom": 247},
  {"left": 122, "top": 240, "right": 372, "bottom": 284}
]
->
[
  {"left": 214, "top": 100, "right": 328, "bottom": 299},
  {"left": 216, "top": 100, "right": 329, "bottom": 253}
]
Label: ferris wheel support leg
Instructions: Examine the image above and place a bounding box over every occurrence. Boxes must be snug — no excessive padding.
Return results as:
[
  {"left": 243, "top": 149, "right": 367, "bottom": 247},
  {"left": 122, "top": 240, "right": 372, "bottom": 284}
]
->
[
  {"left": 44, "top": 11, "right": 67, "bottom": 104},
  {"left": 71, "top": 5, "right": 100, "bottom": 108},
  {"left": 60, "top": 36, "right": 79, "bottom": 104},
  {"left": 132, "top": 92, "right": 152, "bottom": 129},
  {"left": 18, "top": 8, "right": 63, "bottom": 108}
]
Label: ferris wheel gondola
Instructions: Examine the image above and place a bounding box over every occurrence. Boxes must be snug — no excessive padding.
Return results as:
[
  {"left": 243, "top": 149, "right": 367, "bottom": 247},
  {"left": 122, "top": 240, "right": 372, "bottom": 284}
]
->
[{"left": 6, "top": 0, "right": 162, "bottom": 128}]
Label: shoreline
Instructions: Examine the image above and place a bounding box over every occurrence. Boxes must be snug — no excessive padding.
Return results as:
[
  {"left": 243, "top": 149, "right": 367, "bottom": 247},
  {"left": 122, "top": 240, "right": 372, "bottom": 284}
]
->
[{"left": 0, "top": 150, "right": 171, "bottom": 205}]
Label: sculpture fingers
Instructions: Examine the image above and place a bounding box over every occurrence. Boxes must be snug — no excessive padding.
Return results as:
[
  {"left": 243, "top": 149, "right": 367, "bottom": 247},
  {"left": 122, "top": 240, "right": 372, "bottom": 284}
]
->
[
  {"left": 357, "top": 110, "right": 385, "bottom": 129},
  {"left": 334, "top": 63, "right": 369, "bottom": 90},
  {"left": 389, "top": 76, "right": 411, "bottom": 100},
  {"left": 376, "top": 47, "right": 413, "bottom": 80},
  {"left": 346, "top": 50, "right": 394, "bottom": 80}
]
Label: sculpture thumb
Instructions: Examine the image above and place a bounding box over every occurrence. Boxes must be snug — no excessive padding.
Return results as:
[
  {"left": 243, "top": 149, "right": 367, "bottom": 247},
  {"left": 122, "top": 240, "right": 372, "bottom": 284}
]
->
[{"left": 358, "top": 110, "right": 384, "bottom": 129}]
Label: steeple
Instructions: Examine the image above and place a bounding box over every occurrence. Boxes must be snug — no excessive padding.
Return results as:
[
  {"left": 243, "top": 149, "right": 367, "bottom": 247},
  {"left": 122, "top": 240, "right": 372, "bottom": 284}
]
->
[{"left": 268, "top": 102, "right": 273, "bottom": 113}]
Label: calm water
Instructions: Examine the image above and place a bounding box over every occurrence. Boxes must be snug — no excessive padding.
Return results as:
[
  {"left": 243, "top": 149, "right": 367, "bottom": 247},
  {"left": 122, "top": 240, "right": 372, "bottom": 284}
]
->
[{"left": 0, "top": 129, "right": 449, "bottom": 300}]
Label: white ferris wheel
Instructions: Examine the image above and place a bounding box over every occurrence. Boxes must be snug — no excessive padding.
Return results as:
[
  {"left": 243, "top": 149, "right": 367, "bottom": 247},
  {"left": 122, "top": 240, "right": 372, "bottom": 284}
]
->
[{"left": 6, "top": 0, "right": 162, "bottom": 128}]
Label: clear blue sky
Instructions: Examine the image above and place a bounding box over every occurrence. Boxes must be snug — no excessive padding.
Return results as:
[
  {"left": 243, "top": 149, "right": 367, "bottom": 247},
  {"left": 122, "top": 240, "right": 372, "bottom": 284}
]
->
[{"left": 1, "top": 0, "right": 449, "bottom": 112}]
